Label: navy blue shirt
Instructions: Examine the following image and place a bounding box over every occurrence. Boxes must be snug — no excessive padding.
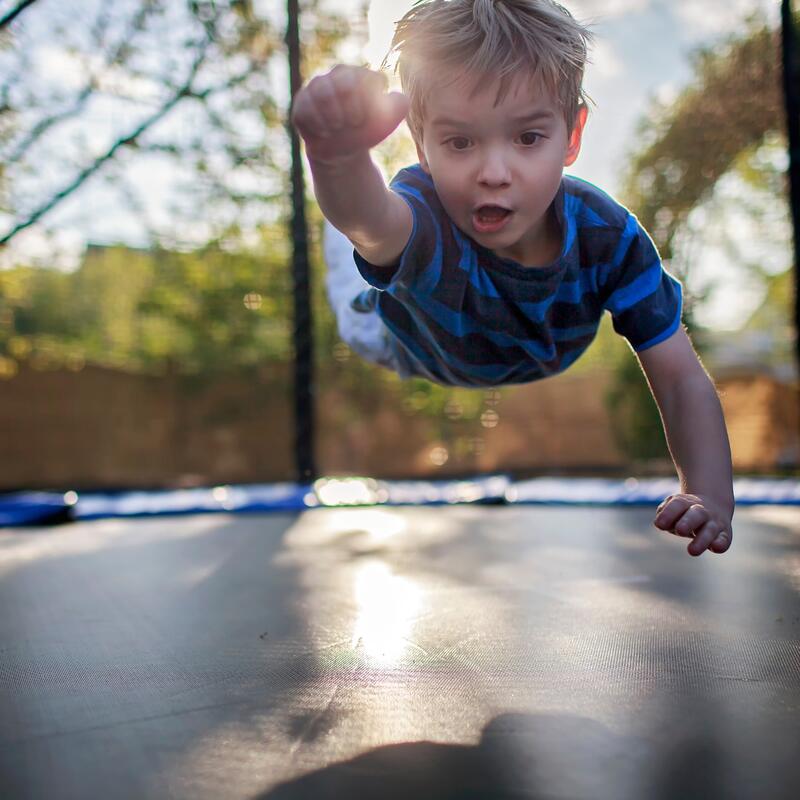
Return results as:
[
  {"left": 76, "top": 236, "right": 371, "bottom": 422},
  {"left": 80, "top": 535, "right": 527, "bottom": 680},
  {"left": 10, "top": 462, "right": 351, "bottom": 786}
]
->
[{"left": 354, "top": 164, "right": 682, "bottom": 387}]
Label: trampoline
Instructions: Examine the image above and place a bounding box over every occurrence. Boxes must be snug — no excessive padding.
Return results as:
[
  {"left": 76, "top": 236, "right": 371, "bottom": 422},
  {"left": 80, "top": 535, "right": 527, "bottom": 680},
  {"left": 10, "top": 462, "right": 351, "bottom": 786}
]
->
[
  {"left": 2, "top": 499, "right": 799, "bottom": 799},
  {"left": 2, "top": 2, "right": 800, "bottom": 798}
]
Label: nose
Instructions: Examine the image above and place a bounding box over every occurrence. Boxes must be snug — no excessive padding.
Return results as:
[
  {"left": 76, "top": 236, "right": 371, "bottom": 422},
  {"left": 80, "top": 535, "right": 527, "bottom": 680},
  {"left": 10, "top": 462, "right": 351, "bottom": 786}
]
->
[{"left": 477, "top": 148, "right": 511, "bottom": 187}]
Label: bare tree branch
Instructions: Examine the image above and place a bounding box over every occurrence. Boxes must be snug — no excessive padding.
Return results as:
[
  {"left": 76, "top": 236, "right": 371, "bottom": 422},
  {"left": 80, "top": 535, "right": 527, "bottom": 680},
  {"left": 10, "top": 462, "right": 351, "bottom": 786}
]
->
[
  {"left": 0, "top": 34, "right": 280, "bottom": 249},
  {"left": 0, "top": 1, "right": 342, "bottom": 251},
  {"left": 5, "top": 85, "right": 94, "bottom": 166},
  {"left": 0, "top": 0, "right": 40, "bottom": 31},
  {"left": 5, "top": 3, "right": 159, "bottom": 166},
  {"left": 0, "top": 41, "right": 211, "bottom": 247}
]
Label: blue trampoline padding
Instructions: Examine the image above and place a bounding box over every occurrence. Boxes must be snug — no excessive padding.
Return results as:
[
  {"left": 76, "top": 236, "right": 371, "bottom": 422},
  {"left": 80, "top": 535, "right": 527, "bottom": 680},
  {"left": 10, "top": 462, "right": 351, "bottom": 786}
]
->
[
  {"left": 3, "top": 477, "right": 800, "bottom": 528},
  {"left": 508, "top": 478, "right": 680, "bottom": 506},
  {"left": 509, "top": 477, "right": 800, "bottom": 506},
  {"left": 0, "top": 492, "right": 76, "bottom": 526},
  {"left": 73, "top": 475, "right": 511, "bottom": 520},
  {"left": 75, "top": 483, "right": 312, "bottom": 520},
  {"left": 385, "top": 474, "right": 510, "bottom": 505},
  {"left": 730, "top": 477, "right": 800, "bottom": 504},
  {"left": 309, "top": 474, "right": 511, "bottom": 507}
]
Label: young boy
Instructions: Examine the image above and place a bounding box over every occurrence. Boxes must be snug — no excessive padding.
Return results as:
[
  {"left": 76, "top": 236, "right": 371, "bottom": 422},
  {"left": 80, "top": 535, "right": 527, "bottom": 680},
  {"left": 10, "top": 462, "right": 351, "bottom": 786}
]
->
[{"left": 291, "top": 0, "right": 734, "bottom": 557}]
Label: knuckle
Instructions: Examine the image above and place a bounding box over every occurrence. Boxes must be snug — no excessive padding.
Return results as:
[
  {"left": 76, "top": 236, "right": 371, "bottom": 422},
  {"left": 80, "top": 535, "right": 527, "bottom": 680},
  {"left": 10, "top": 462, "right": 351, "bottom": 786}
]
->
[
  {"left": 310, "top": 77, "right": 334, "bottom": 101},
  {"left": 333, "top": 68, "right": 357, "bottom": 91},
  {"left": 362, "top": 68, "right": 386, "bottom": 93},
  {"left": 698, "top": 521, "right": 716, "bottom": 537}
]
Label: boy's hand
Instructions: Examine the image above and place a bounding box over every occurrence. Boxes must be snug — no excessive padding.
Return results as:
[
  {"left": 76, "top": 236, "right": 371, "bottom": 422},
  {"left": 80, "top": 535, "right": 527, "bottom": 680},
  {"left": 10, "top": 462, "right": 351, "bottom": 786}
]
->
[
  {"left": 291, "top": 65, "right": 409, "bottom": 164},
  {"left": 654, "top": 493, "right": 733, "bottom": 556}
]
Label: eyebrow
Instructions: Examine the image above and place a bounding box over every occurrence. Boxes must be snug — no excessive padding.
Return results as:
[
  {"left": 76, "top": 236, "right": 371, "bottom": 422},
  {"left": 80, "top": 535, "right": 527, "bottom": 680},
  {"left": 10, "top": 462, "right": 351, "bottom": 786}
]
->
[{"left": 430, "top": 109, "right": 556, "bottom": 128}]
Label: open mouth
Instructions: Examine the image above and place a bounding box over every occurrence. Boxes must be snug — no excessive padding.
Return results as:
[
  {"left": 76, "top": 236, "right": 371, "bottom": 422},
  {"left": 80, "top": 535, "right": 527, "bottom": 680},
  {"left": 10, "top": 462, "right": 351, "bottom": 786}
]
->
[{"left": 472, "top": 205, "right": 513, "bottom": 233}]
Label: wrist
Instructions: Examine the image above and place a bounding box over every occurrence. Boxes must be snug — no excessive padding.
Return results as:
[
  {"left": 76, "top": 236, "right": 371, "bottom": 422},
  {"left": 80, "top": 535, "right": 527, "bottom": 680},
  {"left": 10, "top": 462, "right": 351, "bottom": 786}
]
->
[
  {"left": 308, "top": 148, "right": 372, "bottom": 173},
  {"left": 686, "top": 487, "right": 735, "bottom": 519}
]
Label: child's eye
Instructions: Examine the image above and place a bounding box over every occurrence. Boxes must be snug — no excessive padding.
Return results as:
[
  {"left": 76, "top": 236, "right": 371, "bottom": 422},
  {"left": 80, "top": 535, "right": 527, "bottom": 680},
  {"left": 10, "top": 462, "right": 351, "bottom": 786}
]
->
[
  {"left": 446, "top": 137, "right": 471, "bottom": 151},
  {"left": 519, "top": 131, "right": 542, "bottom": 146}
]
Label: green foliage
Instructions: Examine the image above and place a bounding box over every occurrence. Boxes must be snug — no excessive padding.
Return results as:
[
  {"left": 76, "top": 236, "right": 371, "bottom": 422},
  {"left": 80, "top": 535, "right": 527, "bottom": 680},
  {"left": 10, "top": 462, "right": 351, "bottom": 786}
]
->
[
  {"left": 607, "top": 16, "right": 791, "bottom": 464},
  {"left": 0, "top": 231, "right": 297, "bottom": 375},
  {"left": 741, "top": 267, "right": 796, "bottom": 371},
  {"left": 622, "top": 18, "right": 784, "bottom": 261},
  {"left": 604, "top": 342, "right": 669, "bottom": 463}
]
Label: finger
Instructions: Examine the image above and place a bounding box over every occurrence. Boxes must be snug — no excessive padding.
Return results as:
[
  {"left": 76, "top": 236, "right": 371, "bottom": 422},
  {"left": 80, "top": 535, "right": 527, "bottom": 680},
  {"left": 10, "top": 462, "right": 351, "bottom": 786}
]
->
[
  {"left": 673, "top": 503, "right": 710, "bottom": 539},
  {"left": 332, "top": 66, "right": 365, "bottom": 127},
  {"left": 308, "top": 75, "right": 345, "bottom": 130},
  {"left": 351, "top": 68, "right": 394, "bottom": 128},
  {"left": 687, "top": 521, "right": 720, "bottom": 557},
  {"left": 375, "top": 91, "right": 410, "bottom": 131},
  {"left": 655, "top": 493, "right": 700, "bottom": 513},
  {"left": 709, "top": 529, "right": 732, "bottom": 554},
  {"left": 292, "top": 92, "right": 331, "bottom": 140},
  {"left": 362, "top": 67, "right": 389, "bottom": 95},
  {"left": 654, "top": 496, "right": 694, "bottom": 530},
  {"left": 346, "top": 90, "right": 409, "bottom": 153}
]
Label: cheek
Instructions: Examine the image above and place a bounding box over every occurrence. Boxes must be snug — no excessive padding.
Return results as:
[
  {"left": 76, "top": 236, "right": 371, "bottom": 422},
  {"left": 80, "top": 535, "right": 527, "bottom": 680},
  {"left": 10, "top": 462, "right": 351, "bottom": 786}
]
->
[
  {"left": 530, "top": 154, "right": 567, "bottom": 192},
  {"left": 432, "top": 177, "right": 467, "bottom": 217}
]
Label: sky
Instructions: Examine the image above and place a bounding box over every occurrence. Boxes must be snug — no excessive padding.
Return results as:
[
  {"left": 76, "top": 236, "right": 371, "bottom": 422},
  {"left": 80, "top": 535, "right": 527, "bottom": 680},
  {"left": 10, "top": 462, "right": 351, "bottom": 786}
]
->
[{"left": 0, "top": 0, "right": 788, "bottom": 331}]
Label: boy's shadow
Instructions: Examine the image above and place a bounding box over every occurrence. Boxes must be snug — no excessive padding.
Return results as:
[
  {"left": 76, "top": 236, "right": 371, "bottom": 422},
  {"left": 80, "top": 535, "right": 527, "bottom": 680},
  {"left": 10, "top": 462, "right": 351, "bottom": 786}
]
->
[{"left": 256, "top": 711, "right": 728, "bottom": 800}]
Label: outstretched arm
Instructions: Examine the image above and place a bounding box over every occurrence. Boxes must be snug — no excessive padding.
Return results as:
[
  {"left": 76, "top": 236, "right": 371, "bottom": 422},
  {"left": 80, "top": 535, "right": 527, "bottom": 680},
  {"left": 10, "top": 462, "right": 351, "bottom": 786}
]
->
[
  {"left": 291, "top": 65, "right": 412, "bottom": 267},
  {"left": 636, "top": 326, "right": 735, "bottom": 556}
]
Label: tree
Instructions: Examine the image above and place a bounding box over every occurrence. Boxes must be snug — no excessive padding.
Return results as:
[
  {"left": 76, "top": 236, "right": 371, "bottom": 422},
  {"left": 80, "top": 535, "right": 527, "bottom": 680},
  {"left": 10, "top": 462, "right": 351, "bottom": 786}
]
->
[
  {"left": 0, "top": 233, "right": 295, "bottom": 374},
  {"left": 608, "top": 16, "right": 790, "bottom": 463},
  {"left": 0, "top": 0, "right": 389, "bottom": 384},
  {"left": 622, "top": 19, "right": 784, "bottom": 266},
  {"left": 0, "top": 0, "right": 351, "bottom": 254}
]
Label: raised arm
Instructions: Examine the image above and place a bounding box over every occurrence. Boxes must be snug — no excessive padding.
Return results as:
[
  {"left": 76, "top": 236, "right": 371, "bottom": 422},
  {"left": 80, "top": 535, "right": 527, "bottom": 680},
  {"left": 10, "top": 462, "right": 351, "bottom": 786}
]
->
[{"left": 291, "top": 65, "right": 413, "bottom": 267}]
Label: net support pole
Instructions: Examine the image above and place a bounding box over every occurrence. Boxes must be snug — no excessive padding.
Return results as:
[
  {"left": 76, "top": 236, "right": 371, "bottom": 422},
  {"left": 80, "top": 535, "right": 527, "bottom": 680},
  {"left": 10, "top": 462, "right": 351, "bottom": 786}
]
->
[
  {"left": 782, "top": 1, "right": 800, "bottom": 384},
  {"left": 286, "top": 0, "right": 316, "bottom": 483}
]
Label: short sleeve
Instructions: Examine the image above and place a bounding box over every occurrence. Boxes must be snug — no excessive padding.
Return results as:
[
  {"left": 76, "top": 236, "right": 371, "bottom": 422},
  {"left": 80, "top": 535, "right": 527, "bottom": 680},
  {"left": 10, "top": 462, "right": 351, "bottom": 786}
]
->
[
  {"left": 604, "top": 214, "right": 683, "bottom": 352},
  {"left": 353, "top": 165, "right": 442, "bottom": 291}
]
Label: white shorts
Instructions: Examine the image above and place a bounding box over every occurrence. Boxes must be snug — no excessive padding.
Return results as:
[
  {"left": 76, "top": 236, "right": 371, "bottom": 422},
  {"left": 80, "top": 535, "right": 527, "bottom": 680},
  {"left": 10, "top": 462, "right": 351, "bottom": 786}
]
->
[{"left": 323, "top": 221, "right": 405, "bottom": 372}]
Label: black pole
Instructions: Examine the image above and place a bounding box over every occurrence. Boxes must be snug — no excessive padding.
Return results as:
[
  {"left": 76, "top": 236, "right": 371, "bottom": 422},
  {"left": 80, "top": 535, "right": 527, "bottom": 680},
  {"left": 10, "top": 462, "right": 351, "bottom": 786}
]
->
[
  {"left": 782, "top": 0, "right": 800, "bottom": 381},
  {"left": 0, "top": 0, "right": 39, "bottom": 32},
  {"left": 286, "top": 0, "right": 316, "bottom": 482}
]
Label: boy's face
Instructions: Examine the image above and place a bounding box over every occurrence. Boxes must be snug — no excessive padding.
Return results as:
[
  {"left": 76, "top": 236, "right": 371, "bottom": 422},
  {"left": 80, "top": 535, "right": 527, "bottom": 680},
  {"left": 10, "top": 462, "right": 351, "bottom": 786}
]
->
[{"left": 414, "top": 71, "right": 586, "bottom": 267}]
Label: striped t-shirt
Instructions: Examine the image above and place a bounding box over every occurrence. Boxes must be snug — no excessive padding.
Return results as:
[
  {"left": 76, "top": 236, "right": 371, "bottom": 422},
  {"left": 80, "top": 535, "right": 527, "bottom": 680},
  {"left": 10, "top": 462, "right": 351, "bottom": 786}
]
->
[{"left": 353, "top": 164, "right": 682, "bottom": 388}]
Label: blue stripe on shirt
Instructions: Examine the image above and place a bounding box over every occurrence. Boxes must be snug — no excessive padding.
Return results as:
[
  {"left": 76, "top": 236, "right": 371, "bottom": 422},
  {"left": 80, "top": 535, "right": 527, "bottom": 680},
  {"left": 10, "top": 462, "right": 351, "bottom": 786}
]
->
[{"left": 604, "top": 260, "right": 663, "bottom": 315}]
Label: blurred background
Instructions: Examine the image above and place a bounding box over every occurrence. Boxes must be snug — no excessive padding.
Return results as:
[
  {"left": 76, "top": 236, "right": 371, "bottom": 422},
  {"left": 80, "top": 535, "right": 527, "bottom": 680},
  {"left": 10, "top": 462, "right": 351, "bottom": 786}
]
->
[{"left": 0, "top": 0, "right": 797, "bottom": 490}]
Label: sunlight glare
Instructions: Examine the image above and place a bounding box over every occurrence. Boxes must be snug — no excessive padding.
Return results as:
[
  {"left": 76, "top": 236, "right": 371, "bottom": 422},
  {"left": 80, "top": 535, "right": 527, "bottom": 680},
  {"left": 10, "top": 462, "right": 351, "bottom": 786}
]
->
[
  {"left": 363, "top": 0, "right": 415, "bottom": 70},
  {"left": 324, "top": 509, "right": 407, "bottom": 540},
  {"left": 314, "top": 476, "right": 389, "bottom": 506},
  {"left": 351, "top": 560, "right": 424, "bottom": 666}
]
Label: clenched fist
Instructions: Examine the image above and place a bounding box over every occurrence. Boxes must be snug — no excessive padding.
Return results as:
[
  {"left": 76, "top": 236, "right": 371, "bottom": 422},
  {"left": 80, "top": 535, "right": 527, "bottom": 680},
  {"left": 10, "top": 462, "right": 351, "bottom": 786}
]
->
[
  {"left": 291, "top": 65, "right": 410, "bottom": 164},
  {"left": 654, "top": 492, "right": 733, "bottom": 556}
]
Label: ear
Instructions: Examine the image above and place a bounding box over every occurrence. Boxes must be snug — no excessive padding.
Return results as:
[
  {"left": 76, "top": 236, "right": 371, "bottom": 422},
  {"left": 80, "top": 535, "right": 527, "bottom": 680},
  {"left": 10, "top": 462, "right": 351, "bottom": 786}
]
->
[{"left": 563, "top": 104, "right": 588, "bottom": 167}]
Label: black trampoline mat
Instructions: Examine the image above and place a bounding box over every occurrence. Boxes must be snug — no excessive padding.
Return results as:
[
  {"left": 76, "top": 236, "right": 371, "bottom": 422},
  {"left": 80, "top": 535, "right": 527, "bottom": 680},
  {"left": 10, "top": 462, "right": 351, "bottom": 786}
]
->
[{"left": 1, "top": 505, "right": 799, "bottom": 799}]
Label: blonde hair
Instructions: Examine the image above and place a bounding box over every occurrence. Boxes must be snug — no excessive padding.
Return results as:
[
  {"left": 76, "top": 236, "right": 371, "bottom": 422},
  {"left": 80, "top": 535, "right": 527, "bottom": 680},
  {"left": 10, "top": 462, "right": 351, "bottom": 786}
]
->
[{"left": 383, "top": 0, "right": 592, "bottom": 140}]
